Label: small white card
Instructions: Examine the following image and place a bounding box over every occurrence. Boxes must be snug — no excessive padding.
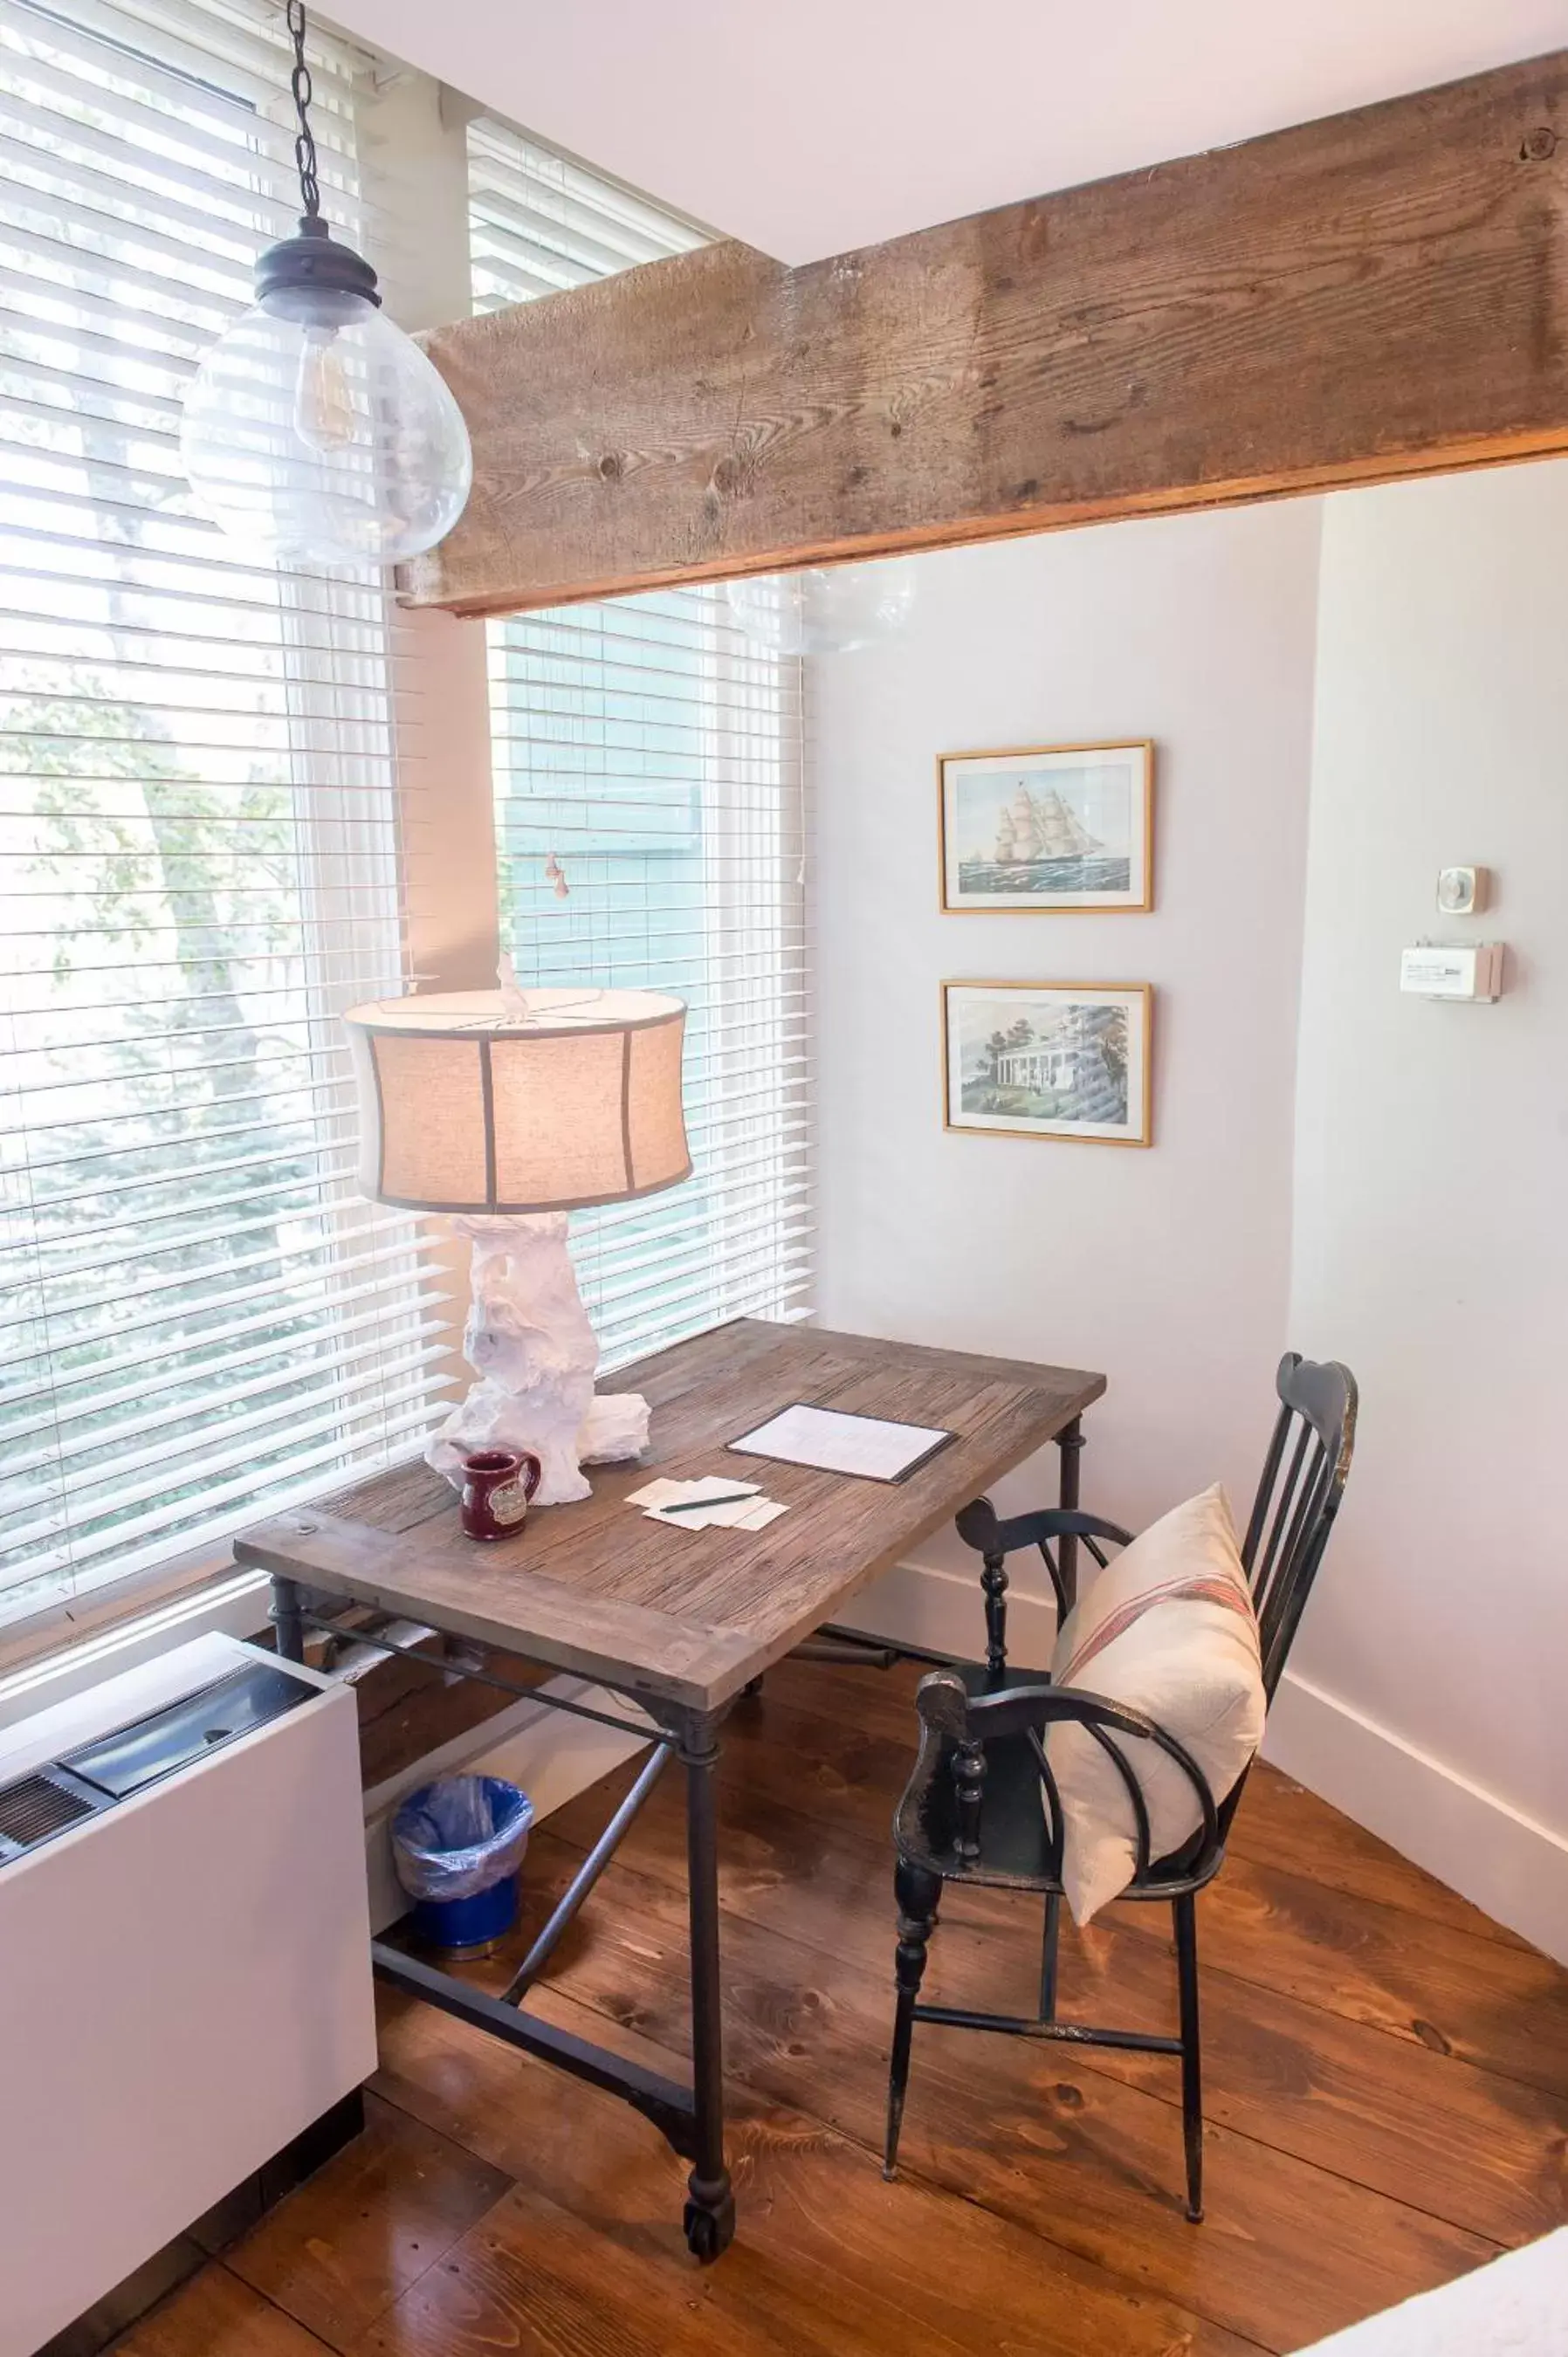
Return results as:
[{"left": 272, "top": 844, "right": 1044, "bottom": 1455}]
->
[
  {"left": 720, "top": 1497, "right": 788, "bottom": 1531},
  {"left": 729, "top": 1402, "right": 953, "bottom": 1483},
  {"left": 625, "top": 1474, "right": 787, "bottom": 1532}
]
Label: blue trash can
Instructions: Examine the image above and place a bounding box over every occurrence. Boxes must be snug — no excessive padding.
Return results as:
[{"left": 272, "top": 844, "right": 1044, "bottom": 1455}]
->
[{"left": 391, "top": 1774, "right": 533, "bottom": 1956}]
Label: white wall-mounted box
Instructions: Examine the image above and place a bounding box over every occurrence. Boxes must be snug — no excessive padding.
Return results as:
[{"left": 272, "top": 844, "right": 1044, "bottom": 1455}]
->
[
  {"left": 0, "top": 1634, "right": 375, "bottom": 2357},
  {"left": 1399, "top": 943, "right": 1505, "bottom": 1001}
]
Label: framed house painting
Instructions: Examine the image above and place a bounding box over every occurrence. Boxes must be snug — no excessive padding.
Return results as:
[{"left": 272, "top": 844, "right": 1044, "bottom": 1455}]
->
[
  {"left": 942, "top": 980, "right": 1152, "bottom": 1147},
  {"left": 939, "top": 739, "right": 1153, "bottom": 913}
]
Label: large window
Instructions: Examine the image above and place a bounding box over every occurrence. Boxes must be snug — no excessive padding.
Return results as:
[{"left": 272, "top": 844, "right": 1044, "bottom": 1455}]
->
[
  {"left": 469, "top": 120, "right": 811, "bottom": 1368},
  {"left": 0, "top": 0, "right": 447, "bottom": 1627}
]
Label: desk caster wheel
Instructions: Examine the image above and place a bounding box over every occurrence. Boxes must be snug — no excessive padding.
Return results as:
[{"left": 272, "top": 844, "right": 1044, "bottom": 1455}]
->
[{"left": 684, "top": 2179, "right": 735, "bottom": 2262}]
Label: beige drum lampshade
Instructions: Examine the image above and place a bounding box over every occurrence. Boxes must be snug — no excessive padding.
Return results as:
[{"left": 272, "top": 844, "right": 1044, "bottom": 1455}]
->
[{"left": 344, "top": 987, "right": 691, "bottom": 1213}]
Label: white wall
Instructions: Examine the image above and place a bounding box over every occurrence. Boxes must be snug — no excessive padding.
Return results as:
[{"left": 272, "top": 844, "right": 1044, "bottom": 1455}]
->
[
  {"left": 1277, "top": 462, "right": 1568, "bottom": 1946},
  {"left": 812, "top": 503, "right": 1324, "bottom": 1624}
]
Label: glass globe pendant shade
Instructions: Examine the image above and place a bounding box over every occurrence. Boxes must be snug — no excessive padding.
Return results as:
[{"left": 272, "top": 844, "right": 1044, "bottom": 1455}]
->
[
  {"left": 725, "top": 559, "right": 916, "bottom": 656},
  {"left": 181, "top": 220, "right": 472, "bottom": 568}
]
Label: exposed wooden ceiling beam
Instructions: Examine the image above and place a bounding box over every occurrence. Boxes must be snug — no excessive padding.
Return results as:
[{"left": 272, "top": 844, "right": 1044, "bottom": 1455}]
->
[{"left": 402, "top": 52, "right": 1568, "bottom": 616}]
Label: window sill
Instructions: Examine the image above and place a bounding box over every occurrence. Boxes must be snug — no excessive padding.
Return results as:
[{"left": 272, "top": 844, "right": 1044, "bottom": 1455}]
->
[{"left": 0, "top": 1550, "right": 273, "bottom": 1733}]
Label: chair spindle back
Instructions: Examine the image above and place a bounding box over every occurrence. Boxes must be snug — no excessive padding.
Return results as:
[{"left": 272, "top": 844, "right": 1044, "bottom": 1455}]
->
[{"left": 1241, "top": 1353, "right": 1358, "bottom": 1699}]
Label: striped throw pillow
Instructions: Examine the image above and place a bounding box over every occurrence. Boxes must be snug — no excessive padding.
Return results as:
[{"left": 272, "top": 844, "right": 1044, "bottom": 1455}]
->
[{"left": 1047, "top": 1483, "right": 1262, "bottom": 1923}]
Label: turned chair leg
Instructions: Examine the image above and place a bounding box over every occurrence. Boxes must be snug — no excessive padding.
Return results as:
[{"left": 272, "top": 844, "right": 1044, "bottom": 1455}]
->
[
  {"left": 884, "top": 1859, "right": 941, "bottom": 2180},
  {"left": 1038, "top": 1891, "right": 1062, "bottom": 2024},
  {"left": 1173, "top": 1893, "right": 1204, "bottom": 2223}
]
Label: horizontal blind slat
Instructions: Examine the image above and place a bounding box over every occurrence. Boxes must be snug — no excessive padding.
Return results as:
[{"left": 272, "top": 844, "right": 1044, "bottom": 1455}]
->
[
  {"left": 7, "top": 1394, "right": 450, "bottom": 1584},
  {"left": 581, "top": 1219, "right": 813, "bottom": 1323},
  {"left": 3, "top": 1308, "right": 453, "bottom": 1455},
  {"left": 0, "top": 549, "right": 392, "bottom": 623},
  {"left": 2, "top": 0, "right": 444, "bottom": 1616},
  {"left": 3, "top": 1185, "right": 418, "bottom": 1287},
  {"left": 1, "top": 1279, "right": 455, "bottom": 1423},
  {"left": 1, "top": 1213, "right": 431, "bottom": 1340},
  {"left": 3, "top": 1351, "right": 455, "bottom": 1530},
  {"left": 470, "top": 113, "right": 812, "bottom": 1377},
  {"left": 0, "top": 1152, "right": 372, "bottom": 1257},
  {"left": 596, "top": 1271, "right": 813, "bottom": 1373}
]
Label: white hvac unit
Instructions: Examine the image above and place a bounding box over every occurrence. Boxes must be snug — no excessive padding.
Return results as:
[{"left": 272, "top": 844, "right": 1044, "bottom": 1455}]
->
[{"left": 0, "top": 1632, "right": 376, "bottom": 2357}]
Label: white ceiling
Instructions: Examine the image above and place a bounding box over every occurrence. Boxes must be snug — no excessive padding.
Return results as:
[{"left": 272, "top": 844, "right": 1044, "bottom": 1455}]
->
[{"left": 330, "top": 0, "right": 1568, "bottom": 265}]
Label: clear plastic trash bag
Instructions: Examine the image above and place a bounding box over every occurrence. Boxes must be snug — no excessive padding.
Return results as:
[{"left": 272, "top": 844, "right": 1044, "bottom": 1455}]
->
[{"left": 391, "top": 1774, "right": 533, "bottom": 1902}]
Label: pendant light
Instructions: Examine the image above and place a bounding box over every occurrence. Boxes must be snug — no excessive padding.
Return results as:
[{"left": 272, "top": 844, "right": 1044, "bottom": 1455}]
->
[
  {"left": 181, "top": 0, "right": 471, "bottom": 568},
  {"left": 725, "top": 559, "right": 916, "bottom": 656}
]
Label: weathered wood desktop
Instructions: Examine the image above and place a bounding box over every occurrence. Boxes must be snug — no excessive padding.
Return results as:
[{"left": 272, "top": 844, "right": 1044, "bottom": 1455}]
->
[{"left": 235, "top": 1319, "right": 1104, "bottom": 2260}]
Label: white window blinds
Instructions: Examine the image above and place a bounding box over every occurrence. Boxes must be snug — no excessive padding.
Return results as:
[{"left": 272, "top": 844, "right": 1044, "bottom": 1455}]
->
[
  {"left": 468, "top": 119, "right": 811, "bottom": 1370},
  {"left": 0, "top": 0, "right": 449, "bottom": 1625}
]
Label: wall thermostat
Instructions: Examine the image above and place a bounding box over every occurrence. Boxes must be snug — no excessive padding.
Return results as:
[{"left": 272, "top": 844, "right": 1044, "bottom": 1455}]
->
[
  {"left": 1436, "top": 865, "right": 1488, "bottom": 915},
  {"left": 1400, "top": 942, "right": 1505, "bottom": 1001}
]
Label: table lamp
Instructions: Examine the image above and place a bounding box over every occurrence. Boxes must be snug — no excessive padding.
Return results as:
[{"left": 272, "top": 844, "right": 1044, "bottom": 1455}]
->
[{"left": 344, "top": 981, "right": 691, "bottom": 1504}]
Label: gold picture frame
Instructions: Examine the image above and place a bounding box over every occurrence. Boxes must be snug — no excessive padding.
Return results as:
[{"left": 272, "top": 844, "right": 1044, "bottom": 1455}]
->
[
  {"left": 938, "top": 739, "right": 1155, "bottom": 913},
  {"left": 941, "top": 979, "right": 1153, "bottom": 1147}
]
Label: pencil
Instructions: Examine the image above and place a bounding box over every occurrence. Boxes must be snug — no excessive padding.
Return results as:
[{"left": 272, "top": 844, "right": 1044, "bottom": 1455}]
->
[{"left": 654, "top": 1491, "right": 760, "bottom": 1515}]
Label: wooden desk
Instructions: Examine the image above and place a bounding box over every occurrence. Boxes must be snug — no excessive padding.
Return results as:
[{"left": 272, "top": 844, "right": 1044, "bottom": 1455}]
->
[{"left": 236, "top": 1319, "right": 1104, "bottom": 2259}]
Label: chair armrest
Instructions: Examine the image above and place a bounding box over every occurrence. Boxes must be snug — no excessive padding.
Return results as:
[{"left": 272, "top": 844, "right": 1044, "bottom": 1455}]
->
[
  {"left": 915, "top": 1665, "right": 1157, "bottom": 1746},
  {"left": 954, "top": 1497, "right": 1136, "bottom": 1558},
  {"left": 905, "top": 1666, "right": 1221, "bottom": 1886}
]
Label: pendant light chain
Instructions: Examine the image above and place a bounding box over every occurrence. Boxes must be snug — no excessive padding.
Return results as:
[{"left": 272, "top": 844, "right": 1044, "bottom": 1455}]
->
[{"left": 285, "top": 0, "right": 320, "bottom": 221}]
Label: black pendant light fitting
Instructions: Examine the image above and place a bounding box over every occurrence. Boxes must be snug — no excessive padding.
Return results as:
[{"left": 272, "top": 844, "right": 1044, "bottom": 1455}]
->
[
  {"left": 179, "top": 0, "right": 473, "bottom": 565},
  {"left": 254, "top": 0, "right": 380, "bottom": 311}
]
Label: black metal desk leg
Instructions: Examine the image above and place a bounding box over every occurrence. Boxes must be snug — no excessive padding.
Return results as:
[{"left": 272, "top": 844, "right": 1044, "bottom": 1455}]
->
[
  {"left": 271, "top": 1575, "right": 306, "bottom": 1664},
  {"left": 680, "top": 1712, "right": 735, "bottom": 2261},
  {"left": 1056, "top": 1416, "right": 1085, "bottom": 1611}
]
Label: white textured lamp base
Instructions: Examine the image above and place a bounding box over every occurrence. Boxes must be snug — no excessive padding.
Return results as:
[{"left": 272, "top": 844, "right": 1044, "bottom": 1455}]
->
[{"left": 425, "top": 1213, "right": 650, "bottom": 1506}]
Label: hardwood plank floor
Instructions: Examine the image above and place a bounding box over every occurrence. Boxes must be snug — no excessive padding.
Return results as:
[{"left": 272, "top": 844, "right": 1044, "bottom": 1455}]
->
[
  {"left": 221, "top": 2095, "right": 510, "bottom": 2351},
  {"left": 117, "top": 1659, "right": 1568, "bottom": 2357}
]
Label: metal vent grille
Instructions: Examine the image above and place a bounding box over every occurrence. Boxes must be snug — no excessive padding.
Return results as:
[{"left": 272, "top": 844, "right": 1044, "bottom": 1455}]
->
[{"left": 0, "top": 1774, "right": 95, "bottom": 1852}]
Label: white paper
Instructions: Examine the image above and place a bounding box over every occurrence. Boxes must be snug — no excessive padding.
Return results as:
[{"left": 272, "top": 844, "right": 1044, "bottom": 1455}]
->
[
  {"left": 625, "top": 1474, "right": 784, "bottom": 1531},
  {"left": 730, "top": 1402, "right": 952, "bottom": 1482}
]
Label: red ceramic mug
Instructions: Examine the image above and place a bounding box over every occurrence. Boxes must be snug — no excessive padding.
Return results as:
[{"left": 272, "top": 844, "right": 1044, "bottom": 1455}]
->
[{"left": 459, "top": 1448, "right": 543, "bottom": 1543}]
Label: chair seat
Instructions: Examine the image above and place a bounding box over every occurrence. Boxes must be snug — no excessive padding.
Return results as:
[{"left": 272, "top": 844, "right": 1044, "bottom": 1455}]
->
[{"left": 896, "top": 1657, "right": 1210, "bottom": 1896}]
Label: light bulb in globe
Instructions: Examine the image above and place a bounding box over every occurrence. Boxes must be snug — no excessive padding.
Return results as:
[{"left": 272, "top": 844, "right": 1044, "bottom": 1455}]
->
[
  {"left": 725, "top": 560, "right": 916, "bottom": 656},
  {"left": 181, "top": 223, "right": 472, "bottom": 569},
  {"left": 292, "top": 325, "right": 356, "bottom": 453}
]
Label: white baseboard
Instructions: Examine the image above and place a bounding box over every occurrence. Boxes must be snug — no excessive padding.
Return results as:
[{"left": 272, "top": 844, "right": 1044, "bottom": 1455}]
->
[
  {"left": 1264, "top": 1670, "right": 1568, "bottom": 1964},
  {"left": 837, "top": 1554, "right": 1060, "bottom": 1664}
]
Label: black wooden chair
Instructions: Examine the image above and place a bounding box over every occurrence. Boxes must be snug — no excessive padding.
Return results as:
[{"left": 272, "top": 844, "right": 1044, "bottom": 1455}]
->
[{"left": 884, "top": 1352, "right": 1357, "bottom": 2222}]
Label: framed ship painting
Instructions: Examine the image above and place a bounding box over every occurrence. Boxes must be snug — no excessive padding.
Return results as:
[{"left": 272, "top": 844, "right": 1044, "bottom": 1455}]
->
[
  {"left": 939, "top": 739, "right": 1153, "bottom": 912},
  {"left": 942, "top": 980, "right": 1152, "bottom": 1146}
]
